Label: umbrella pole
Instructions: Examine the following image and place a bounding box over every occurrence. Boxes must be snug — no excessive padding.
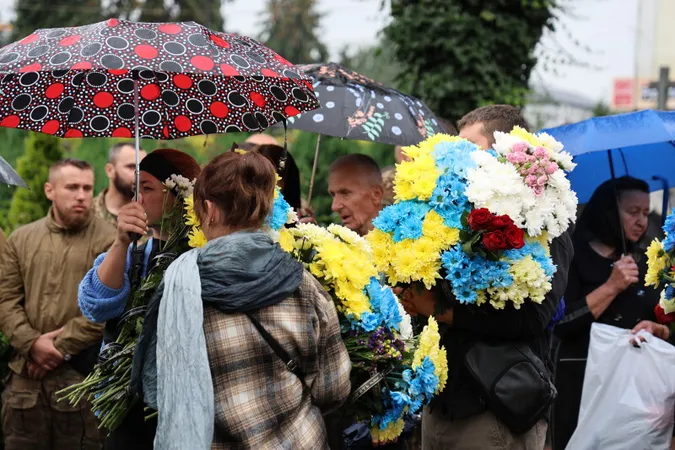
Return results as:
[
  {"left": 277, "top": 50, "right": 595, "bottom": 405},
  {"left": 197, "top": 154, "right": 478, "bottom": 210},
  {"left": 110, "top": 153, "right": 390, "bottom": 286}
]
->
[
  {"left": 307, "top": 134, "right": 322, "bottom": 205},
  {"left": 133, "top": 78, "right": 140, "bottom": 202},
  {"left": 607, "top": 150, "right": 628, "bottom": 255},
  {"left": 132, "top": 78, "right": 141, "bottom": 246}
]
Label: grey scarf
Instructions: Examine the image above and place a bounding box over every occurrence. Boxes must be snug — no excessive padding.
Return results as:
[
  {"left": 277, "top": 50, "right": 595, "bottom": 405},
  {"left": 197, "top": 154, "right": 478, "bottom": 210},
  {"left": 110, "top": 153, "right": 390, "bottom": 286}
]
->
[{"left": 144, "top": 230, "right": 303, "bottom": 450}]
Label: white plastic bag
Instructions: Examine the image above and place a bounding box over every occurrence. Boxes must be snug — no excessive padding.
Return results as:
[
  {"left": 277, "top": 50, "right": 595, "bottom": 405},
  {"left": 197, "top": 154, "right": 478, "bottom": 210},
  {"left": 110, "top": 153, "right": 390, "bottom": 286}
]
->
[{"left": 566, "top": 323, "right": 675, "bottom": 450}]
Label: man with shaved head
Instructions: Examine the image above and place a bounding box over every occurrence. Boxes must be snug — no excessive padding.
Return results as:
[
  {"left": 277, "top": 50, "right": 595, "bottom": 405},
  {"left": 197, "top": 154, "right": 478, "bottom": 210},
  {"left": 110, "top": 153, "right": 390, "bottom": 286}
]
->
[
  {"left": 95, "top": 142, "right": 147, "bottom": 227},
  {"left": 245, "top": 133, "right": 280, "bottom": 147},
  {"left": 0, "top": 159, "right": 114, "bottom": 449},
  {"left": 329, "top": 154, "right": 384, "bottom": 236}
]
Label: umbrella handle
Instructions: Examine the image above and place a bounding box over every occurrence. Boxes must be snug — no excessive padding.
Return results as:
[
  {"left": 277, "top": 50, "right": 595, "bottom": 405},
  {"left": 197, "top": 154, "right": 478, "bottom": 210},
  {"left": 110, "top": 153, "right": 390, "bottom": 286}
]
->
[{"left": 307, "top": 134, "right": 322, "bottom": 205}]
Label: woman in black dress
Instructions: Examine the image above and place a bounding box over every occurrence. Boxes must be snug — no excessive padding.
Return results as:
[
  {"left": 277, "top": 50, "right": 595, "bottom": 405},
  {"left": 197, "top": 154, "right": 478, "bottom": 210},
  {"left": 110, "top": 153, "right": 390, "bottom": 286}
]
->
[{"left": 552, "top": 176, "right": 668, "bottom": 449}]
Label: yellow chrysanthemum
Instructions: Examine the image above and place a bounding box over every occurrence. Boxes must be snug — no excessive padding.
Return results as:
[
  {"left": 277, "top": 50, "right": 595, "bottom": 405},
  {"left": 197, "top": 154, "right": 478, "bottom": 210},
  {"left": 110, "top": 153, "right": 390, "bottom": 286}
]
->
[
  {"left": 411, "top": 317, "right": 448, "bottom": 393},
  {"left": 371, "top": 418, "right": 405, "bottom": 443},
  {"left": 188, "top": 227, "right": 207, "bottom": 248},
  {"left": 394, "top": 154, "right": 440, "bottom": 201},
  {"left": 487, "top": 256, "right": 550, "bottom": 309},
  {"left": 184, "top": 194, "right": 207, "bottom": 248},
  {"left": 285, "top": 223, "right": 377, "bottom": 319},
  {"left": 646, "top": 239, "right": 667, "bottom": 287},
  {"left": 278, "top": 227, "right": 294, "bottom": 252},
  {"left": 367, "top": 228, "right": 394, "bottom": 273},
  {"left": 421, "top": 210, "right": 460, "bottom": 248},
  {"left": 510, "top": 126, "right": 543, "bottom": 148},
  {"left": 184, "top": 195, "right": 199, "bottom": 227}
]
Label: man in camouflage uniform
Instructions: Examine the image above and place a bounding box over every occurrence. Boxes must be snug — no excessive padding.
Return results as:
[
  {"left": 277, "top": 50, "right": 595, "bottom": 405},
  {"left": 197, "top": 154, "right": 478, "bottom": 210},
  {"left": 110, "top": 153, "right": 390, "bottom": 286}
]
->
[
  {"left": 0, "top": 159, "right": 115, "bottom": 450},
  {"left": 93, "top": 142, "right": 146, "bottom": 227}
]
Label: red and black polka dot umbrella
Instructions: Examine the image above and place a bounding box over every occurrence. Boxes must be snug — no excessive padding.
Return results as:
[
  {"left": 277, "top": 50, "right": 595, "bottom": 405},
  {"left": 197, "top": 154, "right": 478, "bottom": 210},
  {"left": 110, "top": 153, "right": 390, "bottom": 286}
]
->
[{"left": 0, "top": 19, "right": 319, "bottom": 139}]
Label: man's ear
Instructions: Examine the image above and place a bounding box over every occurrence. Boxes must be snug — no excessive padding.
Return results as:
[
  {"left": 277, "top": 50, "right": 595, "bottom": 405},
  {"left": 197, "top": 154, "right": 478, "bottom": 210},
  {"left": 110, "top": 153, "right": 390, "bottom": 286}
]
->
[
  {"left": 104, "top": 162, "right": 114, "bottom": 179},
  {"left": 372, "top": 185, "right": 384, "bottom": 204},
  {"left": 44, "top": 182, "right": 54, "bottom": 201}
]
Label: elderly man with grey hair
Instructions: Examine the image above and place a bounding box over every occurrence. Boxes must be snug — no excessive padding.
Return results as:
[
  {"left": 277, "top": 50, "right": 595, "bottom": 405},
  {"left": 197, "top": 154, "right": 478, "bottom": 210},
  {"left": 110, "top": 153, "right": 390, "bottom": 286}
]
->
[{"left": 93, "top": 142, "right": 146, "bottom": 227}]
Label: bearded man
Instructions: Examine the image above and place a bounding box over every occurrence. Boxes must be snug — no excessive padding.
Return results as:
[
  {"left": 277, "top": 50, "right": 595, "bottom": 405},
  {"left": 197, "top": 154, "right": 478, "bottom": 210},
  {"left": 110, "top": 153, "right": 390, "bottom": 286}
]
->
[
  {"left": 0, "top": 159, "right": 115, "bottom": 450},
  {"left": 94, "top": 142, "right": 147, "bottom": 227}
]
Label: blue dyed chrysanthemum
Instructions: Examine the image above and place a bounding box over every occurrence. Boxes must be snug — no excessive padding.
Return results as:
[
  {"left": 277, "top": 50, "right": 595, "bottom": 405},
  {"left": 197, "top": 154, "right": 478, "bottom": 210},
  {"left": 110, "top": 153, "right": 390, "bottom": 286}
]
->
[{"left": 372, "top": 201, "right": 432, "bottom": 242}]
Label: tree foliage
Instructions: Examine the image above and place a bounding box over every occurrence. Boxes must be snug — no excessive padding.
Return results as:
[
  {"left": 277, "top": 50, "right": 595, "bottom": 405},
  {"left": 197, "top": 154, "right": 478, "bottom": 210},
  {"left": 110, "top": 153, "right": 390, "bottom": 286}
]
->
[
  {"left": 258, "top": 0, "right": 329, "bottom": 64},
  {"left": 383, "top": 0, "right": 558, "bottom": 123},
  {"left": 11, "top": 0, "right": 104, "bottom": 40},
  {"left": 7, "top": 133, "right": 63, "bottom": 231},
  {"left": 339, "top": 38, "right": 402, "bottom": 90}
]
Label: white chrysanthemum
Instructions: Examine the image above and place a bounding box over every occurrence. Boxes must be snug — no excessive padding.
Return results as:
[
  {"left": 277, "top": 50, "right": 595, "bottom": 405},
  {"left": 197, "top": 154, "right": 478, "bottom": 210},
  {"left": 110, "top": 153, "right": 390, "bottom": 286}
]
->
[
  {"left": 286, "top": 209, "right": 299, "bottom": 225},
  {"left": 491, "top": 131, "right": 523, "bottom": 156},
  {"left": 397, "top": 301, "right": 413, "bottom": 340},
  {"left": 661, "top": 290, "right": 675, "bottom": 315},
  {"left": 465, "top": 151, "right": 535, "bottom": 227},
  {"left": 466, "top": 149, "right": 577, "bottom": 238},
  {"left": 327, "top": 224, "right": 372, "bottom": 255},
  {"left": 164, "top": 178, "right": 176, "bottom": 190}
]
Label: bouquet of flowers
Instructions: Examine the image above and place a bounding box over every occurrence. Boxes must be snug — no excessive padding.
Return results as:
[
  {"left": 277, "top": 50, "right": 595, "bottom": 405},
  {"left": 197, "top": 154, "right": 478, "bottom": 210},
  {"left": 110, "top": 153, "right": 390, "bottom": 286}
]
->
[
  {"left": 369, "top": 129, "right": 577, "bottom": 309},
  {"left": 646, "top": 212, "right": 675, "bottom": 325},
  {"left": 281, "top": 223, "right": 448, "bottom": 442},
  {"left": 58, "top": 175, "right": 296, "bottom": 432}
]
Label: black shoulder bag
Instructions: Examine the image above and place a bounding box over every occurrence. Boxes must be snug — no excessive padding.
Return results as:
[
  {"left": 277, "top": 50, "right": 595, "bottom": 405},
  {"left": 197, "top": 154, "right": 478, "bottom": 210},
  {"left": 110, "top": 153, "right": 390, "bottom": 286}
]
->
[
  {"left": 246, "top": 312, "right": 308, "bottom": 388},
  {"left": 463, "top": 341, "right": 557, "bottom": 434}
]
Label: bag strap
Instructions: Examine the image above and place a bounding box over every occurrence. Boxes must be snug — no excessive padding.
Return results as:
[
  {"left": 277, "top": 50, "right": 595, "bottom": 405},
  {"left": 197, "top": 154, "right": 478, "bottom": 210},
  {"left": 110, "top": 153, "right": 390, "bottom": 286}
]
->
[{"left": 246, "top": 312, "right": 305, "bottom": 378}]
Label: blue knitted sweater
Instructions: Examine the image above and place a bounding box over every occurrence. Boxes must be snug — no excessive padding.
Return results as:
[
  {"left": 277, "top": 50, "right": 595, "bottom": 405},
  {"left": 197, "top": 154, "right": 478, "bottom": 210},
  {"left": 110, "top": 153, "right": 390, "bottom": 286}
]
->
[{"left": 78, "top": 239, "right": 153, "bottom": 327}]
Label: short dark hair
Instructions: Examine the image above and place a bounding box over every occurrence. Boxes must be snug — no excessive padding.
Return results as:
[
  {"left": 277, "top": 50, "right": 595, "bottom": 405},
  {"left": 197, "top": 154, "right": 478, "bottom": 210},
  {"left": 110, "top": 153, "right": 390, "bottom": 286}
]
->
[
  {"left": 255, "top": 144, "right": 302, "bottom": 212},
  {"left": 457, "top": 105, "right": 529, "bottom": 146},
  {"left": 50, "top": 158, "right": 92, "bottom": 174},
  {"left": 194, "top": 151, "right": 276, "bottom": 231},
  {"left": 329, "top": 154, "right": 382, "bottom": 186},
  {"left": 574, "top": 176, "right": 650, "bottom": 252},
  {"left": 108, "top": 142, "right": 136, "bottom": 164}
]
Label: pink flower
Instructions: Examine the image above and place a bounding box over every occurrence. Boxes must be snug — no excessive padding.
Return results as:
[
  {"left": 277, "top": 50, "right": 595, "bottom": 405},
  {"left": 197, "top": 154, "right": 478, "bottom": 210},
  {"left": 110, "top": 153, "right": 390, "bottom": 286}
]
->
[
  {"left": 525, "top": 175, "right": 537, "bottom": 186},
  {"left": 537, "top": 175, "right": 548, "bottom": 186},
  {"left": 532, "top": 186, "right": 544, "bottom": 196},
  {"left": 528, "top": 166, "right": 538, "bottom": 175},
  {"left": 534, "top": 147, "right": 548, "bottom": 158},
  {"left": 546, "top": 162, "right": 558, "bottom": 174},
  {"left": 507, "top": 153, "right": 520, "bottom": 164},
  {"left": 512, "top": 142, "right": 528, "bottom": 153}
]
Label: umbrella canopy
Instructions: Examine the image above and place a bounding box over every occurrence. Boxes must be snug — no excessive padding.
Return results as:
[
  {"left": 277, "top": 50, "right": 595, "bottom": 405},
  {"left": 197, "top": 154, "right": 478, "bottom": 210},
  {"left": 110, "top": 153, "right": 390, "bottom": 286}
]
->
[
  {"left": 0, "top": 19, "right": 319, "bottom": 138},
  {"left": 285, "top": 62, "right": 445, "bottom": 146},
  {"left": 0, "top": 156, "right": 27, "bottom": 188},
  {"left": 540, "top": 109, "right": 675, "bottom": 204}
]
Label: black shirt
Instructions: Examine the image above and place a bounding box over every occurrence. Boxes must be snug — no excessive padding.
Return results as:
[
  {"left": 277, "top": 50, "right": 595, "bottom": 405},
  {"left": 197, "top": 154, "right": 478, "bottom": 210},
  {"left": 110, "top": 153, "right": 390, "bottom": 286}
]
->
[
  {"left": 554, "top": 239, "right": 660, "bottom": 360},
  {"left": 432, "top": 232, "right": 574, "bottom": 420}
]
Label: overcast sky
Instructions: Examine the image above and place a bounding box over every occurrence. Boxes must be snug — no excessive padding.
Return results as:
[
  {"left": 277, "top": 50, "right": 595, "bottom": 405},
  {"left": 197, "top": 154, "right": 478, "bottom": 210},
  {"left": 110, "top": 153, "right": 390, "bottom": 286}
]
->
[{"left": 0, "top": 0, "right": 638, "bottom": 103}]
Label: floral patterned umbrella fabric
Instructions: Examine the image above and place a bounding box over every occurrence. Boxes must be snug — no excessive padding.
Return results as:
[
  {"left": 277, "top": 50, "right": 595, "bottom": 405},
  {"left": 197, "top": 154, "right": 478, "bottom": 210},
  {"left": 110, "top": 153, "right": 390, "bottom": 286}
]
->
[
  {"left": 286, "top": 63, "right": 444, "bottom": 146},
  {"left": 0, "top": 19, "right": 319, "bottom": 138}
]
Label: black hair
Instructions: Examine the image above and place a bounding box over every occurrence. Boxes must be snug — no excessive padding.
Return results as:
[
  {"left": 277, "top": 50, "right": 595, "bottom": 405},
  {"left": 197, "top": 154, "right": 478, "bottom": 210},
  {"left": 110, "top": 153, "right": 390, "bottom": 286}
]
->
[
  {"left": 254, "top": 144, "right": 302, "bottom": 212},
  {"left": 574, "top": 176, "right": 650, "bottom": 253}
]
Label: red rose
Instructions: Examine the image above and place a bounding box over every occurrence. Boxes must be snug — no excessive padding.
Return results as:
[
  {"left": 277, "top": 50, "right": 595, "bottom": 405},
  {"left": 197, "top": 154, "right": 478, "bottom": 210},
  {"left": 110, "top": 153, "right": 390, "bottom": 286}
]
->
[
  {"left": 655, "top": 304, "right": 675, "bottom": 325},
  {"left": 490, "top": 214, "right": 515, "bottom": 230},
  {"left": 467, "top": 208, "right": 493, "bottom": 231},
  {"left": 505, "top": 225, "right": 525, "bottom": 249},
  {"left": 482, "top": 230, "right": 509, "bottom": 252}
]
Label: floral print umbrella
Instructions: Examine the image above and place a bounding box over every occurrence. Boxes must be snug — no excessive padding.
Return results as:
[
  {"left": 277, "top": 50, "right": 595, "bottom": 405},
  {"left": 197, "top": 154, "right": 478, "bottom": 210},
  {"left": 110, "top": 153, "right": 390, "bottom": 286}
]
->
[
  {"left": 285, "top": 63, "right": 444, "bottom": 146},
  {"left": 0, "top": 19, "right": 319, "bottom": 139}
]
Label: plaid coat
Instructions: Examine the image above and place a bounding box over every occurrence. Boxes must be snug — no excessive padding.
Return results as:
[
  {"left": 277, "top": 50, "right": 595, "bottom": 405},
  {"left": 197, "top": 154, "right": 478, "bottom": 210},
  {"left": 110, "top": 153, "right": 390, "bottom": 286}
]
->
[{"left": 204, "top": 270, "right": 352, "bottom": 449}]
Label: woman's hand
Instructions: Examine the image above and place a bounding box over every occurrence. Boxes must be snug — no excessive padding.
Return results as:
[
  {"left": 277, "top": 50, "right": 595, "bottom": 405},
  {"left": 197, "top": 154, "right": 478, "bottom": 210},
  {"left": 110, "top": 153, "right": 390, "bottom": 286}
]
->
[
  {"left": 607, "top": 255, "right": 639, "bottom": 293},
  {"left": 632, "top": 320, "right": 670, "bottom": 342},
  {"left": 115, "top": 201, "right": 148, "bottom": 246}
]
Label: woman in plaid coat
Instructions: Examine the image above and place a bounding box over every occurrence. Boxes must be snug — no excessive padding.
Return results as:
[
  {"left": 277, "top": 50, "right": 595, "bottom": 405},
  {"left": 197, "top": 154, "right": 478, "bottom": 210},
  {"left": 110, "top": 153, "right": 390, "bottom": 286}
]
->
[{"left": 137, "top": 150, "right": 352, "bottom": 450}]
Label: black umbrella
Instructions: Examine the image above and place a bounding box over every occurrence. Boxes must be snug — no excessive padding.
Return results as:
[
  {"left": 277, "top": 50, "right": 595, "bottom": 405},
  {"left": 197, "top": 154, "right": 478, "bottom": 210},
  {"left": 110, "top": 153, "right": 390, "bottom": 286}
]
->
[
  {"left": 0, "top": 156, "right": 27, "bottom": 188},
  {"left": 282, "top": 62, "right": 445, "bottom": 202}
]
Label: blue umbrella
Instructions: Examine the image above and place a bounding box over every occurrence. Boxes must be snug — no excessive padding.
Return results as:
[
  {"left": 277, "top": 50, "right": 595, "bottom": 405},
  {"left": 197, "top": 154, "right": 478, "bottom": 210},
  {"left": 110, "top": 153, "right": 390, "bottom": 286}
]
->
[{"left": 540, "top": 109, "right": 675, "bottom": 206}]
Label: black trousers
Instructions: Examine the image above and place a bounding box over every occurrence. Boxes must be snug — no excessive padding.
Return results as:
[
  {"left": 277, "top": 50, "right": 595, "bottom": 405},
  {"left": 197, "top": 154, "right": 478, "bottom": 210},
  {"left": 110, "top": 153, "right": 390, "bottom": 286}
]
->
[{"left": 105, "top": 402, "right": 157, "bottom": 450}]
